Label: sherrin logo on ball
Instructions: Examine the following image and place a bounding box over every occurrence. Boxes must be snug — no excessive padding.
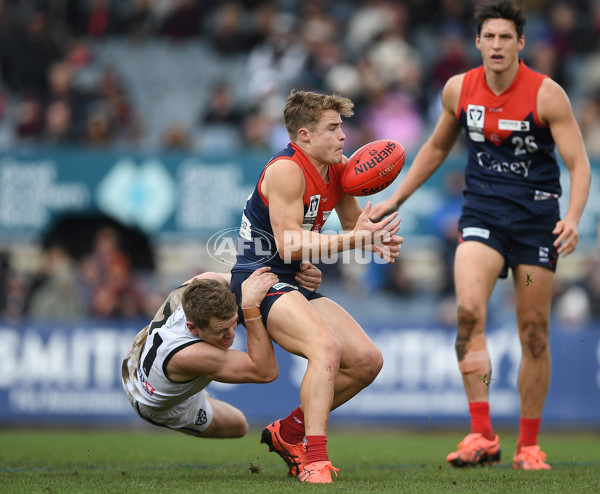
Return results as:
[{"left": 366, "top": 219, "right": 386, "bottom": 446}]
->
[{"left": 341, "top": 139, "right": 406, "bottom": 196}]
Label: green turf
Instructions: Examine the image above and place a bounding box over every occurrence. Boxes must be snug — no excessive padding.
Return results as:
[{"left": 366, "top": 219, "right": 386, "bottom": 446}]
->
[{"left": 1, "top": 427, "right": 599, "bottom": 493}]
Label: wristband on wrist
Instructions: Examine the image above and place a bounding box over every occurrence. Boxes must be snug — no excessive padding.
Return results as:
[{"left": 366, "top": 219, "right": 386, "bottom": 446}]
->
[{"left": 242, "top": 307, "right": 261, "bottom": 320}]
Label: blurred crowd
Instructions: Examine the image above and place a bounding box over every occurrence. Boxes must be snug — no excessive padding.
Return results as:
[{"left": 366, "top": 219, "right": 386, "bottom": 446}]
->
[
  {"left": 0, "top": 0, "right": 600, "bottom": 326},
  {"left": 0, "top": 0, "right": 599, "bottom": 155},
  {"left": 0, "top": 218, "right": 164, "bottom": 324}
]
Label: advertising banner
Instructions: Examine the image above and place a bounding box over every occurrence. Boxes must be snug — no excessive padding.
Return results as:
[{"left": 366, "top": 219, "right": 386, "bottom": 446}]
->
[
  {"left": 1, "top": 320, "right": 598, "bottom": 427},
  {"left": 1, "top": 150, "right": 599, "bottom": 248}
]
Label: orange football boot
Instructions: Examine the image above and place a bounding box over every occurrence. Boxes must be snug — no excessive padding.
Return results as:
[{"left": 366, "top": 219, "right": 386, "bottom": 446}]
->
[
  {"left": 260, "top": 420, "right": 307, "bottom": 477},
  {"left": 447, "top": 433, "right": 501, "bottom": 467},
  {"left": 513, "top": 445, "right": 551, "bottom": 470},
  {"left": 297, "top": 461, "right": 340, "bottom": 484}
]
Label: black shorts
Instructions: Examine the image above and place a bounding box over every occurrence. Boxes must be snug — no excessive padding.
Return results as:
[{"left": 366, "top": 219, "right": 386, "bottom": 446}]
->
[
  {"left": 230, "top": 271, "right": 324, "bottom": 325},
  {"left": 457, "top": 207, "right": 559, "bottom": 279}
]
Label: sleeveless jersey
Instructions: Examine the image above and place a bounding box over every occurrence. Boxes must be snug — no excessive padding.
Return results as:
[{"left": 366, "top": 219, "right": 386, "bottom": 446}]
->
[
  {"left": 457, "top": 61, "right": 560, "bottom": 216},
  {"left": 232, "top": 142, "right": 345, "bottom": 275},
  {"left": 121, "top": 283, "right": 211, "bottom": 411}
]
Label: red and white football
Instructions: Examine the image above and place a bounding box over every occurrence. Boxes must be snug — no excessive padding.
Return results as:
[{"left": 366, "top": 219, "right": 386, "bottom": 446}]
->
[{"left": 341, "top": 139, "right": 405, "bottom": 196}]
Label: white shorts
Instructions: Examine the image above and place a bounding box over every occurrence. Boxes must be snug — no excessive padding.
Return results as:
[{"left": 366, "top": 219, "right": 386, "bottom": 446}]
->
[{"left": 133, "top": 391, "right": 214, "bottom": 437}]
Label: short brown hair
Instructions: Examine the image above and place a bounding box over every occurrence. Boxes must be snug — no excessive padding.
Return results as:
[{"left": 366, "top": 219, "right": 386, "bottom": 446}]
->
[
  {"left": 284, "top": 89, "right": 354, "bottom": 141},
  {"left": 475, "top": 0, "right": 526, "bottom": 39},
  {"left": 181, "top": 279, "right": 238, "bottom": 329}
]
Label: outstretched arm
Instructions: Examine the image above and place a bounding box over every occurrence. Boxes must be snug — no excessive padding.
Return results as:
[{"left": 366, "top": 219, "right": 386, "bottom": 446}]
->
[{"left": 370, "top": 74, "right": 464, "bottom": 221}]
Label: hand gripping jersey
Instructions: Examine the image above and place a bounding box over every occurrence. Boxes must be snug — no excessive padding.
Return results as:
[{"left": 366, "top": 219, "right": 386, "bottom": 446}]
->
[
  {"left": 232, "top": 142, "right": 345, "bottom": 275},
  {"left": 121, "top": 283, "right": 211, "bottom": 411},
  {"left": 458, "top": 61, "right": 560, "bottom": 216}
]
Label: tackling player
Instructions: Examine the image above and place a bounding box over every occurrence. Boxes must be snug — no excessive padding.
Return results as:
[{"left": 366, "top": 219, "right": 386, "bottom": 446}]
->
[
  {"left": 122, "top": 264, "right": 319, "bottom": 441},
  {"left": 371, "top": 0, "right": 590, "bottom": 470}
]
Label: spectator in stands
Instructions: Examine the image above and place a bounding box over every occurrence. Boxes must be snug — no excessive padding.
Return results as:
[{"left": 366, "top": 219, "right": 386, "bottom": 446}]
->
[
  {"left": 357, "top": 84, "right": 425, "bottom": 154},
  {"left": 200, "top": 81, "right": 244, "bottom": 128},
  {"left": 85, "top": 0, "right": 116, "bottom": 38},
  {"left": 44, "top": 99, "right": 74, "bottom": 144},
  {"left": 15, "top": 96, "right": 45, "bottom": 141},
  {"left": 96, "top": 67, "right": 141, "bottom": 145},
  {"left": 578, "top": 91, "right": 600, "bottom": 158},
  {"left": 246, "top": 12, "right": 308, "bottom": 101},
  {"left": 297, "top": 8, "right": 342, "bottom": 92},
  {"left": 197, "top": 81, "right": 244, "bottom": 153},
  {"left": 27, "top": 244, "right": 86, "bottom": 322},
  {"left": 161, "top": 119, "right": 193, "bottom": 150},
  {"left": 526, "top": 39, "right": 567, "bottom": 93},
  {"left": 118, "top": 0, "right": 158, "bottom": 40},
  {"left": 208, "top": 3, "right": 251, "bottom": 56},
  {"left": 83, "top": 101, "right": 113, "bottom": 147},
  {"left": 0, "top": 6, "right": 62, "bottom": 98},
  {"left": 81, "top": 226, "right": 159, "bottom": 319},
  {"left": 159, "top": 0, "right": 204, "bottom": 40}
]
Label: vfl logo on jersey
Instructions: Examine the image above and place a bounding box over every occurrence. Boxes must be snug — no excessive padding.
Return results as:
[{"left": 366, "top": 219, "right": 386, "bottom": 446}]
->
[
  {"left": 467, "top": 104, "right": 485, "bottom": 142},
  {"left": 302, "top": 194, "right": 321, "bottom": 230},
  {"left": 499, "top": 119, "right": 530, "bottom": 132}
]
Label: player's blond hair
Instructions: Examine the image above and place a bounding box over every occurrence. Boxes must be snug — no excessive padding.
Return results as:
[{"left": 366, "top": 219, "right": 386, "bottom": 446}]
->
[
  {"left": 284, "top": 89, "right": 354, "bottom": 141},
  {"left": 181, "top": 279, "right": 237, "bottom": 329}
]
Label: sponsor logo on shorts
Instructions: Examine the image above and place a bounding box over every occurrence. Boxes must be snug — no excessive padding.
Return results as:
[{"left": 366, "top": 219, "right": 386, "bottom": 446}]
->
[
  {"left": 462, "top": 227, "right": 490, "bottom": 239},
  {"left": 539, "top": 246, "right": 550, "bottom": 263},
  {"left": 195, "top": 408, "right": 207, "bottom": 426},
  {"left": 272, "top": 282, "right": 298, "bottom": 291},
  {"left": 534, "top": 190, "right": 559, "bottom": 201}
]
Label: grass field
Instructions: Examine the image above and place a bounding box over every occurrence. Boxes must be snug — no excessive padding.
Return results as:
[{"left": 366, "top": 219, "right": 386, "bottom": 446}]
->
[{"left": 2, "top": 426, "right": 599, "bottom": 493}]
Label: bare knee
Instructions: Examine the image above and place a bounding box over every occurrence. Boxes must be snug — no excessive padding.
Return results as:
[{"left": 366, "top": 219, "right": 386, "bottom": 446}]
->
[
  {"left": 456, "top": 303, "right": 480, "bottom": 335},
  {"left": 455, "top": 304, "right": 482, "bottom": 358},
  {"left": 310, "top": 333, "right": 343, "bottom": 371},
  {"left": 520, "top": 321, "right": 549, "bottom": 358},
  {"left": 231, "top": 419, "right": 249, "bottom": 438},
  {"left": 347, "top": 344, "right": 384, "bottom": 388},
  {"left": 363, "top": 345, "right": 384, "bottom": 383}
]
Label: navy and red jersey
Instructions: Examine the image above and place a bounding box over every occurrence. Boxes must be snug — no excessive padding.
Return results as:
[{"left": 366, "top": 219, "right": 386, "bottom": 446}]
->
[
  {"left": 458, "top": 60, "right": 560, "bottom": 217},
  {"left": 232, "top": 142, "right": 345, "bottom": 276}
]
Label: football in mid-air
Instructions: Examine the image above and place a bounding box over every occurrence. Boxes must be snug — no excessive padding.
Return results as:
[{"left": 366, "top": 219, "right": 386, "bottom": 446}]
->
[{"left": 341, "top": 139, "right": 405, "bottom": 196}]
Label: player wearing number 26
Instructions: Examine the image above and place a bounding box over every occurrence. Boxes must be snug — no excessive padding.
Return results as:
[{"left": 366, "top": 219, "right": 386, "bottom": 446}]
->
[
  {"left": 371, "top": 0, "right": 591, "bottom": 471},
  {"left": 122, "top": 265, "right": 319, "bottom": 439}
]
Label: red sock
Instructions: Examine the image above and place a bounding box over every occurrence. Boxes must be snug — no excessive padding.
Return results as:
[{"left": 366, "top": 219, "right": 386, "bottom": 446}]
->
[
  {"left": 305, "top": 435, "right": 328, "bottom": 465},
  {"left": 518, "top": 417, "right": 541, "bottom": 448},
  {"left": 469, "top": 402, "right": 494, "bottom": 440},
  {"left": 279, "top": 406, "right": 305, "bottom": 444}
]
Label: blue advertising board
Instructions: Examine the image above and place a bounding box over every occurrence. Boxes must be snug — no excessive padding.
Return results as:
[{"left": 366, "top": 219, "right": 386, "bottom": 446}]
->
[
  {"left": 1, "top": 149, "right": 600, "bottom": 248},
  {"left": 1, "top": 320, "right": 598, "bottom": 427}
]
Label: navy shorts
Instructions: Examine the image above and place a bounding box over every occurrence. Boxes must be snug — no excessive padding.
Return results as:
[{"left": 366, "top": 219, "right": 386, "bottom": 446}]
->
[
  {"left": 457, "top": 207, "right": 559, "bottom": 279},
  {"left": 230, "top": 271, "right": 324, "bottom": 325}
]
